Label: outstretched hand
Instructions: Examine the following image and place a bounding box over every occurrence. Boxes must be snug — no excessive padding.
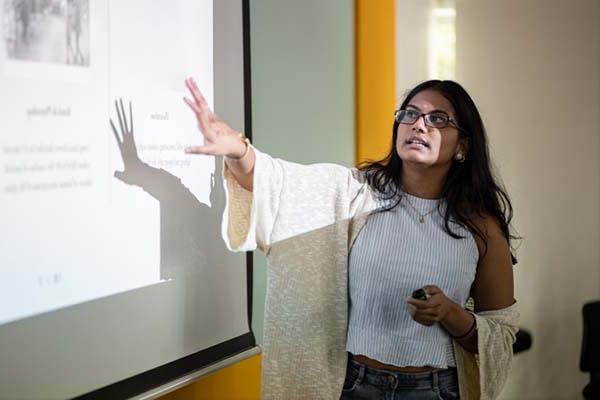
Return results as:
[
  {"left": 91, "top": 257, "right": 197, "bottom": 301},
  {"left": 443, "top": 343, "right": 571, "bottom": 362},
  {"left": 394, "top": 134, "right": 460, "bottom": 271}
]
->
[{"left": 183, "top": 77, "right": 247, "bottom": 158}]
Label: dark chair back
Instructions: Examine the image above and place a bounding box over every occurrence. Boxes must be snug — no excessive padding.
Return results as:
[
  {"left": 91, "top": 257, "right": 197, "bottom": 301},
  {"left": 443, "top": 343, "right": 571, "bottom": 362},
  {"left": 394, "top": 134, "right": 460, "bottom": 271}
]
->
[
  {"left": 581, "top": 301, "right": 600, "bottom": 372},
  {"left": 513, "top": 329, "right": 532, "bottom": 354},
  {"left": 581, "top": 300, "right": 600, "bottom": 400}
]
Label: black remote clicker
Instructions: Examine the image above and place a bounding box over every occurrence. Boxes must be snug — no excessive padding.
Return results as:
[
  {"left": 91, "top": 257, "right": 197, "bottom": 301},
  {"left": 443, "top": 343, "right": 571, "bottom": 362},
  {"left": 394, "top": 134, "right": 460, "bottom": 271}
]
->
[{"left": 411, "top": 288, "right": 428, "bottom": 300}]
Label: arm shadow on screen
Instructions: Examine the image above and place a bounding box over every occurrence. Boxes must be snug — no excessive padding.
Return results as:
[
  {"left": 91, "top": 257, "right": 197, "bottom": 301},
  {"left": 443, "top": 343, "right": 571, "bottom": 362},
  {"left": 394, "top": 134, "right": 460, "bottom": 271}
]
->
[{"left": 110, "top": 98, "right": 240, "bottom": 350}]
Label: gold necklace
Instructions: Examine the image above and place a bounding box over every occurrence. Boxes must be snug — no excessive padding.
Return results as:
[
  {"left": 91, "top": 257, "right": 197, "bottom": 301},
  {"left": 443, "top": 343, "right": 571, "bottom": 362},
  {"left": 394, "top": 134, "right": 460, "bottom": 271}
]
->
[{"left": 401, "top": 194, "right": 438, "bottom": 223}]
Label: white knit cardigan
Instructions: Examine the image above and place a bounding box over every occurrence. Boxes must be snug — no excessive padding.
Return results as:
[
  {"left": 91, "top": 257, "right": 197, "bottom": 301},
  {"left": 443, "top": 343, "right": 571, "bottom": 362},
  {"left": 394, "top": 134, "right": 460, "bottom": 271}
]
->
[{"left": 221, "top": 147, "right": 519, "bottom": 400}]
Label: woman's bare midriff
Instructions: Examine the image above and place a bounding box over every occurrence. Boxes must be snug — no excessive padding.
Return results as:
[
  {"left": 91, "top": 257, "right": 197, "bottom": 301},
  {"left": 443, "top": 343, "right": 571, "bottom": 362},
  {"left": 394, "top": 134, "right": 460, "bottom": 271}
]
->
[{"left": 350, "top": 354, "right": 439, "bottom": 373}]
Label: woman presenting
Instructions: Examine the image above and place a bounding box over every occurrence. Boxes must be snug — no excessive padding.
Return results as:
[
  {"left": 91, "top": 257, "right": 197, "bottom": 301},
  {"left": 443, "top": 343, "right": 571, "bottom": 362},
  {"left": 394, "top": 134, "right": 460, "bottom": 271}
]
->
[{"left": 183, "top": 77, "right": 518, "bottom": 400}]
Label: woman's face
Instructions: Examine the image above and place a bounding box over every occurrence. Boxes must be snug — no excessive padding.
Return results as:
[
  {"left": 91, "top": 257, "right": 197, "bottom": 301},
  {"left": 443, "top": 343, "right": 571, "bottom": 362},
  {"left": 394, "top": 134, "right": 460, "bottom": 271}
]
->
[{"left": 395, "top": 90, "right": 465, "bottom": 169}]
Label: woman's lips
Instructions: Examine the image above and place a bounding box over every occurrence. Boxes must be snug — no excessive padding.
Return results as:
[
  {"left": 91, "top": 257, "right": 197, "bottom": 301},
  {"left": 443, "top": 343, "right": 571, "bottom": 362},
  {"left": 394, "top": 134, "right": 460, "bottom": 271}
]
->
[{"left": 405, "top": 138, "right": 430, "bottom": 148}]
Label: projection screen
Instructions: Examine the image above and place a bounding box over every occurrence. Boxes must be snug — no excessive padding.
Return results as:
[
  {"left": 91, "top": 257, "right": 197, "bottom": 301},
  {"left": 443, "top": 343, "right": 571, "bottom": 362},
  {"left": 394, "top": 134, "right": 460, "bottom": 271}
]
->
[{"left": 0, "top": 0, "right": 256, "bottom": 398}]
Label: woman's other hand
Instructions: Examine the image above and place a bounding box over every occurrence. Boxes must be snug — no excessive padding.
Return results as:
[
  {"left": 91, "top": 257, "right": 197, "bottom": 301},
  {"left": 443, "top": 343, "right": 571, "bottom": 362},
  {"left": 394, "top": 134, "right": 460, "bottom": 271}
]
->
[
  {"left": 405, "top": 285, "right": 456, "bottom": 326},
  {"left": 406, "top": 285, "right": 478, "bottom": 352}
]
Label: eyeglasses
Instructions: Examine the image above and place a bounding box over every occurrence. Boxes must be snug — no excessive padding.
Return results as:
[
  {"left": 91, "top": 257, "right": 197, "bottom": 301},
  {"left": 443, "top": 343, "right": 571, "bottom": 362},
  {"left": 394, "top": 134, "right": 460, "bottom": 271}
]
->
[{"left": 394, "top": 108, "right": 462, "bottom": 130}]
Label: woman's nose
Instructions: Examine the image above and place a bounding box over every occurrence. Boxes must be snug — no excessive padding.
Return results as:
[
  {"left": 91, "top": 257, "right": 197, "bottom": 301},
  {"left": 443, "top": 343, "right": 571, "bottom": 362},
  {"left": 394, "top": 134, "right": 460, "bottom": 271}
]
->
[{"left": 411, "top": 115, "right": 427, "bottom": 133}]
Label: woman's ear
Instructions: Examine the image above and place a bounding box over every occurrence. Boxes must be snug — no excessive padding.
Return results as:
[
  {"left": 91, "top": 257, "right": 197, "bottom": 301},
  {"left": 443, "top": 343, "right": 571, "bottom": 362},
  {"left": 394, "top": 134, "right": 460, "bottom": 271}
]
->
[
  {"left": 458, "top": 137, "right": 470, "bottom": 157},
  {"left": 454, "top": 138, "right": 470, "bottom": 163}
]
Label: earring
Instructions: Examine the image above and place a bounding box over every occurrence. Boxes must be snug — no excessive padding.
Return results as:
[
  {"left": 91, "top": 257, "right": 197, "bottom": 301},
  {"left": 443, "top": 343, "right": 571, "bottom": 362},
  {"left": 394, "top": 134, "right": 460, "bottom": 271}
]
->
[{"left": 455, "top": 152, "right": 465, "bottom": 163}]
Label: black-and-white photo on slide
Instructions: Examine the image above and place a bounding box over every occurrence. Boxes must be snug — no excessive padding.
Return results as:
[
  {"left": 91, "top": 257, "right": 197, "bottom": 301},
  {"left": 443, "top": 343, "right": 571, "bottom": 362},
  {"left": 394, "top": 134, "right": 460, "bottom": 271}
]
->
[{"left": 2, "top": 0, "right": 90, "bottom": 66}]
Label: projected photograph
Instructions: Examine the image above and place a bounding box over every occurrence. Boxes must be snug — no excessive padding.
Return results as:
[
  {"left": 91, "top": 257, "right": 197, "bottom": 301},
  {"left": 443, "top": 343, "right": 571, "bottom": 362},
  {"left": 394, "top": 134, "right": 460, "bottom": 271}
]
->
[{"left": 3, "top": 0, "right": 90, "bottom": 66}]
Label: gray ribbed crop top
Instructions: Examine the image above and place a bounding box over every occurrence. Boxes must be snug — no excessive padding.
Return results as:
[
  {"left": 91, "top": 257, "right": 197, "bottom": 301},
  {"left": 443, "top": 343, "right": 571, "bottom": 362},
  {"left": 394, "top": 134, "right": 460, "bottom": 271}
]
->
[{"left": 346, "top": 192, "right": 478, "bottom": 368}]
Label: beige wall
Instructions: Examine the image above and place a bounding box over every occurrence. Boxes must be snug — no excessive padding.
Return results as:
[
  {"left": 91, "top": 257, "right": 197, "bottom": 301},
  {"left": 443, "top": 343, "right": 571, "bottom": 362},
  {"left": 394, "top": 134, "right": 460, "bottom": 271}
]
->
[
  {"left": 456, "top": 1, "right": 600, "bottom": 399},
  {"left": 397, "top": 0, "right": 600, "bottom": 398},
  {"left": 395, "top": 0, "right": 430, "bottom": 103}
]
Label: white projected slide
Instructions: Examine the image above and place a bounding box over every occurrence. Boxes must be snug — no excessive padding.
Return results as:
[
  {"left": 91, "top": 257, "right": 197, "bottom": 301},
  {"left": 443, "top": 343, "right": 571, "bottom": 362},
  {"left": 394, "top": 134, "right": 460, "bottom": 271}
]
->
[{"left": 0, "top": 0, "right": 243, "bottom": 339}]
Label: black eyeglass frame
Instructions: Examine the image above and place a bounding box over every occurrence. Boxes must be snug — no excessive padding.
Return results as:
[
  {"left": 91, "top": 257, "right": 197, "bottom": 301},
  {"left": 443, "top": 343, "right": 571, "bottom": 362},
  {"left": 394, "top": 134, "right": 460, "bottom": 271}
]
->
[{"left": 394, "top": 109, "right": 465, "bottom": 132}]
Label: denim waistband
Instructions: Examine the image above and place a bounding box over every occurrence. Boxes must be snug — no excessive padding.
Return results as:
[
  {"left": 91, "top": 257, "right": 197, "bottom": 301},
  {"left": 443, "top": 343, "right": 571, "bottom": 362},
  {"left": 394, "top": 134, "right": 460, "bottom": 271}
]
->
[{"left": 347, "top": 358, "right": 458, "bottom": 390}]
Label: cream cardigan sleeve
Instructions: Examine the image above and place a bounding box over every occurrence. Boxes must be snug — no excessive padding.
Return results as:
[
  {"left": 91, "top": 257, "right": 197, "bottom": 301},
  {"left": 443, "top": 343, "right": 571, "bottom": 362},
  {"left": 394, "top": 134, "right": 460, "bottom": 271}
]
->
[
  {"left": 454, "top": 302, "right": 520, "bottom": 400},
  {"left": 221, "top": 146, "right": 365, "bottom": 254},
  {"left": 220, "top": 146, "right": 284, "bottom": 253}
]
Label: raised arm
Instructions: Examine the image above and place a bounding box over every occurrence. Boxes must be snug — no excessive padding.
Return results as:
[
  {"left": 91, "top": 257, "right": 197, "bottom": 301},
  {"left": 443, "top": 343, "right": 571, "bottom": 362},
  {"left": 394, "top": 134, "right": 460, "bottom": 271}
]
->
[{"left": 183, "top": 77, "right": 255, "bottom": 191}]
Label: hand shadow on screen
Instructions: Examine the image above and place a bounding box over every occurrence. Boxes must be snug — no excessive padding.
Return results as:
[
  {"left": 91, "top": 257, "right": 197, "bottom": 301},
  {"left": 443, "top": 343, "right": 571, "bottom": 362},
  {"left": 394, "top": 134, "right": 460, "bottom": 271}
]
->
[{"left": 109, "top": 99, "right": 241, "bottom": 350}]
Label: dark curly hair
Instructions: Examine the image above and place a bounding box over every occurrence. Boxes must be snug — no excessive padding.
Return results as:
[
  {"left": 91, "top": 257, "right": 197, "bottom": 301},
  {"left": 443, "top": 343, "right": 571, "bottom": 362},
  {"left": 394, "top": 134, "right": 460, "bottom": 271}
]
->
[{"left": 359, "top": 80, "right": 518, "bottom": 264}]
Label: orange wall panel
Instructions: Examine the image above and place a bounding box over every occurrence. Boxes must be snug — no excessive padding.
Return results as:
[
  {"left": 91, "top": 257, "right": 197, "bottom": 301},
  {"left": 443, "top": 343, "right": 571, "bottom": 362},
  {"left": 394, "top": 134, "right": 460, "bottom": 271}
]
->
[
  {"left": 355, "top": 0, "right": 396, "bottom": 164},
  {"left": 159, "top": 355, "right": 261, "bottom": 400}
]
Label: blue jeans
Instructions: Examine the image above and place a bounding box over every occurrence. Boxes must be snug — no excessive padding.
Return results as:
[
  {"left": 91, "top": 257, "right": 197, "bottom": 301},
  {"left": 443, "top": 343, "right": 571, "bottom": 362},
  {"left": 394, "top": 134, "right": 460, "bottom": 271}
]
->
[{"left": 340, "top": 358, "right": 459, "bottom": 400}]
